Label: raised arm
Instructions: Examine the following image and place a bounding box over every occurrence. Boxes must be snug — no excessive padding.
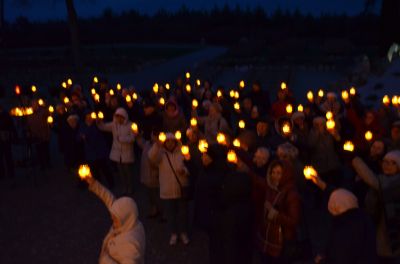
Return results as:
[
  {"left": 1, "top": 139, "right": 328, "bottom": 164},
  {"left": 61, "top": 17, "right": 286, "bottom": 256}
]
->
[
  {"left": 88, "top": 179, "right": 115, "bottom": 210},
  {"left": 97, "top": 121, "right": 113, "bottom": 133},
  {"left": 352, "top": 156, "right": 379, "bottom": 190},
  {"left": 148, "top": 142, "right": 162, "bottom": 165}
]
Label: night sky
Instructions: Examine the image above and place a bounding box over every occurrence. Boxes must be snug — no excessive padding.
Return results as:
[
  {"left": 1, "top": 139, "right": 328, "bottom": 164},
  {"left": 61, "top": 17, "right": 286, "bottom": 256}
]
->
[{"left": 5, "top": 0, "right": 381, "bottom": 22}]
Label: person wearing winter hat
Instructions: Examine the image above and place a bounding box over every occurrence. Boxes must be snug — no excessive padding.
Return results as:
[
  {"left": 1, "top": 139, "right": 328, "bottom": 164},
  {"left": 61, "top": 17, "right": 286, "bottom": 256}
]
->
[
  {"left": 82, "top": 172, "right": 145, "bottom": 264},
  {"left": 97, "top": 107, "right": 136, "bottom": 195},
  {"left": 352, "top": 150, "right": 400, "bottom": 259},
  {"left": 148, "top": 132, "right": 190, "bottom": 246},
  {"left": 309, "top": 173, "right": 378, "bottom": 264},
  {"left": 162, "top": 100, "right": 187, "bottom": 134}
]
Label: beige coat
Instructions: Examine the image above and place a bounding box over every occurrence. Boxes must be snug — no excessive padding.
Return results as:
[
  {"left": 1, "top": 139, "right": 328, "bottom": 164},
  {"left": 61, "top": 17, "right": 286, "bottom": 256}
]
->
[
  {"left": 148, "top": 143, "right": 189, "bottom": 199},
  {"left": 89, "top": 180, "right": 145, "bottom": 264}
]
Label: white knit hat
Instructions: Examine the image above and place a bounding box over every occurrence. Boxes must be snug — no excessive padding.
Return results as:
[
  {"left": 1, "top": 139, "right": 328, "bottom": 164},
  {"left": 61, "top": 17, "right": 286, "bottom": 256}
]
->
[
  {"left": 384, "top": 150, "right": 400, "bottom": 169},
  {"left": 328, "top": 188, "right": 358, "bottom": 216}
]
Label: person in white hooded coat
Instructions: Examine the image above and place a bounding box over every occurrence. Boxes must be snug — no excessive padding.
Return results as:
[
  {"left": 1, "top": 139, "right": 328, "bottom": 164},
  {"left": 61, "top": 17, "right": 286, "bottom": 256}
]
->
[
  {"left": 98, "top": 107, "right": 136, "bottom": 194},
  {"left": 83, "top": 174, "right": 145, "bottom": 264}
]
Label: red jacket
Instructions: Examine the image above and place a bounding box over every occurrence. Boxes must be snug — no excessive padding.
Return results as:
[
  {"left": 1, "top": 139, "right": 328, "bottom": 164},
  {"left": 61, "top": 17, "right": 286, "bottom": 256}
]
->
[{"left": 249, "top": 160, "right": 301, "bottom": 257}]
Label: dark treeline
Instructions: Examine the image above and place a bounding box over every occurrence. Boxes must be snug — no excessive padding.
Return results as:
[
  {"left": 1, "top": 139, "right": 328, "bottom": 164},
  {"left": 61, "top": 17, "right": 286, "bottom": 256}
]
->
[{"left": 2, "top": 5, "right": 381, "bottom": 49}]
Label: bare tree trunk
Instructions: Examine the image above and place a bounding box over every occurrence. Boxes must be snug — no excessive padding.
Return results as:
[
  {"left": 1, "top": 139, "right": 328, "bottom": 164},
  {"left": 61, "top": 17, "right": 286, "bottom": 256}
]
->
[
  {"left": 65, "top": 0, "right": 81, "bottom": 71},
  {"left": 0, "top": 0, "right": 4, "bottom": 29}
]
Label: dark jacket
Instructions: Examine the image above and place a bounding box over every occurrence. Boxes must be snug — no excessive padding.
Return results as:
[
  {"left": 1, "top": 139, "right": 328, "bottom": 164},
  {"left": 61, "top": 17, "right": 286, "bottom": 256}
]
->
[
  {"left": 326, "top": 208, "right": 378, "bottom": 264},
  {"left": 78, "top": 123, "right": 109, "bottom": 162}
]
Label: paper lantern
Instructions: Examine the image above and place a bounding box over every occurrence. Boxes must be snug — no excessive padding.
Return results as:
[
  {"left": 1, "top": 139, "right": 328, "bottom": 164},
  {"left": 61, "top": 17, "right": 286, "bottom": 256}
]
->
[
  {"left": 234, "top": 91, "right": 239, "bottom": 99},
  {"left": 132, "top": 93, "right": 138, "bottom": 100},
  {"left": 393, "top": 96, "right": 399, "bottom": 106},
  {"left": 229, "top": 90, "right": 235, "bottom": 98}
]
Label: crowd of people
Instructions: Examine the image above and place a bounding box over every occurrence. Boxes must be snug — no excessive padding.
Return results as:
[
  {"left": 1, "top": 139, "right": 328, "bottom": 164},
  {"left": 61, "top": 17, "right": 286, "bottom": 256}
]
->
[{"left": 0, "top": 75, "right": 400, "bottom": 264}]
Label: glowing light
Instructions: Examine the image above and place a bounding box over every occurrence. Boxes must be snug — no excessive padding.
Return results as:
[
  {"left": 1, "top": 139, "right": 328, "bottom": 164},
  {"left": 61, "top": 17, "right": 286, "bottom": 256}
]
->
[
  {"left": 91, "top": 112, "right": 97, "bottom": 119},
  {"left": 233, "top": 139, "right": 241, "bottom": 148},
  {"left": 190, "top": 118, "right": 197, "bottom": 127},
  {"left": 159, "top": 97, "right": 165, "bottom": 105},
  {"left": 281, "top": 82, "right": 287, "bottom": 90},
  {"left": 67, "top": 79, "right": 72, "bottom": 86},
  {"left": 153, "top": 83, "right": 159, "bottom": 94},
  {"left": 131, "top": 123, "right": 138, "bottom": 134},
  {"left": 238, "top": 120, "right": 246, "bottom": 129},
  {"left": 125, "top": 95, "right": 132, "bottom": 103},
  {"left": 326, "top": 111, "right": 333, "bottom": 120},
  {"left": 98, "top": 111, "right": 104, "bottom": 119},
  {"left": 63, "top": 97, "right": 70, "bottom": 104},
  {"left": 47, "top": 116, "right": 53, "bottom": 124},
  {"left": 158, "top": 132, "right": 166, "bottom": 142},
  {"left": 318, "top": 89, "right": 324, "bottom": 98},
  {"left": 239, "top": 80, "right": 245, "bottom": 89},
  {"left": 307, "top": 91, "right": 314, "bottom": 102},
  {"left": 286, "top": 104, "right": 293, "bottom": 114},
  {"left": 78, "top": 164, "right": 91, "bottom": 179},
  {"left": 297, "top": 104, "right": 304, "bottom": 112},
  {"left": 349, "top": 87, "right": 356, "bottom": 96},
  {"left": 117, "top": 83, "right": 122, "bottom": 90},
  {"left": 365, "top": 131, "right": 373, "bottom": 141},
  {"left": 186, "top": 84, "right": 191, "bottom": 93},
  {"left": 326, "top": 119, "right": 335, "bottom": 130},
  {"left": 181, "top": 145, "right": 190, "bottom": 155},
  {"left": 198, "top": 139, "right": 208, "bottom": 153},
  {"left": 91, "top": 88, "right": 96, "bottom": 95},
  {"left": 38, "top": 99, "right": 44, "bottom": 106},
  {"left": 93, "top": 76, "right": 99, "bottom": 83},
  {"left": 343, "top": 141, "right": 355, "bottom": 152},
  {"left": 48, "top": 106, "right": 54, "bottom": 113},
  {"left": 303, "top": 166, "right": 318, "bottom": 180},
  {"left": 175, "top": 131, "right": 182, "bottom": 140},
  {"left": 341, "top": 90, "right": 349, "bottom": 101},
  {"left": 216, "top": 133, "right": 226, "bottom": 145},
  {"left": 227, "top": 150, "right": 238, "bottom": 164},
  {"left": 383, "top": 95, "right": 390, "bottom": 106},
  {"left": 186, "top": 72, "right": 191, "bottom": 79},
  {"left": 31, "top": 85, "right": 37, "bottom": 93}
]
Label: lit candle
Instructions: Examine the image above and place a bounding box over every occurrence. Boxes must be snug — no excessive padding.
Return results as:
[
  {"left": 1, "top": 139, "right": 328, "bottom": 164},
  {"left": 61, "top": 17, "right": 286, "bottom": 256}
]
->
[
  {"left": 159, "top": 132, "right": 166, "bottom": 142},
  {"left": 326, "top": 111, "right": 333, "bottom": 120},
  {"left": 227, "top": 150, "right": 238, "bottom": 164},
  {"left": 109, "top": 89, "right": 114, "bottom": 96},
  {"left": 181, "top": 145, "right": 190, "bottom": 155},
  {"left": 196, "top": 79, "right": 201, "bottom": 86},
  {"left": 234, "top": 102, "right": 240, "bottom": 111},
  {"left": 217, "top": 90, "right": 223, "bottom": 98},
  {"left": 125, "top": 95, "right": 132, "bottom": 103},
  {"left": 91, "top": 112, "right": 97, "bottom": 119},
  {"left": 78, "top": 164, "right": 91, "bottom": 179},
  {"left": 191, "top": 99, "right": 199, "bottom": 109},
  {"left": 93, "top": 76, "right": 99, "bottom": 83},
  {"left": 281, "top": 82, "right": 287, "bottom": 90},
  {"left": 365, "top": 131, "right": 373, "bottom": 141},
  {"left": 47, "top": 116, "right": 53, "bottom": 124},
  {"left": 303, "top": 166, "right": 317, "bottom": 180},
  {"left": 117, "top": 83, "right": 122, "bottom": 90},
  {"left": 165, "top": 83, "right": 170, "bottom": 90},
  {"left": 31, "top": 85, "right": 37, "bottom": 93},
  {"left": 382, "top": 95, "right": 390, "bottom": 106},
  {"left": 159, "top": 97, "right": 165, "bottom": 106},
  {"left": 186, "top": 84, "right": 191, "bottom": 93},
  {"left": 393, "top": 95, "right": 399, "bottom": 106},
  {"left": 94, "top": 94, "right": 100, "bottom": 103},
  {"left": 186, "top": 72, "right": 191, "bottom": 79},
  {"left": 233, "top": 138, "right": 241, "bottom": 148},
  {"left": 318, "top": 89, "right": 324, "bottom": 98},
  {"left": 98, "top": 111, "right": 104, "bottom": 119},
  {"left": 229, "top": 90, "right": 235, "bottom": 98},
  {"left": 234, "top": 91, "right": 239, "bottom": 99},
  {"left": 349, "top": 87, "right": 356, "bottom": 96},
  {"left": 307, "top": 91, "right": 314, "bottom": 102},
  {"left": 216, "top": 133, "right": 226, "bottom": 145},
  {"left": 297, "top": 104, "right": 304, "bottom": 112},
  {"left": 326, "top": 119, "right": 335, "bottom": 130},
  {"left": 67, "top": 78, "right": 72, "bottom": 86},
  {"left": 198, "top": 139, "right": 208, "bottom": 153},
  {"left": 91, "top": 88, "right": 96, "bottom": 95},
  {"left": 239, "top": 80, "right": 245, "bottom": 89},
  {"left": 190, "top": 117, "right": 198, "bottom": 127},
  {"left": 238, "top": 120, "right": 246, "bottom": 129},
  {"left": 343, "top": 141, "right": 355, "bottom": 152},
  {"left": 175, "top": 131, "right": 182, "bottom": 140},
  {"left": 38, "top": 99, "right": 44, "bottom": 106},
  {"left": 132, "top": 93, "right": 138, "bottom": 100},
  {"left": 282, "top": 122, "right": 291, "bottom": 135},
  {"left": 131, "top": 123, "right": 138, "bottom": 134},
  {"left": 15, "top": 85, "right": 21, "bottom": 95},
  {"left": 48, "top": 106, "right": 54, "bottom": 113},
  {"left": 153, "top": 83, "right": 159, "bottom": 94},
  {"left": 341, "top": 90, "right": 349, "bottom": 101},
  {"left": 62, "top": 82, "right": 67, "bottom": 89},
  {"left": 63, "top": 97, "right": 70, "bottom": 104},
  {"left": 286, "top": 104, "right": 293, "bottom": 114}
]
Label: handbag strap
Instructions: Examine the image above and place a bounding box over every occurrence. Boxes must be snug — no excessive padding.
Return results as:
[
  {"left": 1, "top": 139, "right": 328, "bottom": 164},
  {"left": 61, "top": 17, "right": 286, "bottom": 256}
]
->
[{"left": 164, "top": 152, "right": 183, "bottom": 194}]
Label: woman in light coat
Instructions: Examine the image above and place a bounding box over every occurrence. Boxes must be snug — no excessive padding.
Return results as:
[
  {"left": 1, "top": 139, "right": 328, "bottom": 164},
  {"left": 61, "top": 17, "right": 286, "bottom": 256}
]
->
[
  {"left": 98, "top": 108, "right": 136, "bottom": 195},
  {"left": 83, "top": 173, "right": 145, "bottom": 264},
  {"left": 148, "top": 133, "right": 190, "bottom": 246}
]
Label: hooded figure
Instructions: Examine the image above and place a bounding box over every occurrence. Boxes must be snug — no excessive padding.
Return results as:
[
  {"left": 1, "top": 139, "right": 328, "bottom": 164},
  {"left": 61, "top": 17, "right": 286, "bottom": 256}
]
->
[
  {"left": 87, "top": 179, "right": 145, "bottom": 264},
  {"left": 97, "top": 107, "right": 136, "bottom": 194},
  {"left": 323, "top": 189, "right": 378, "bottom": 264},
  {"left": 249, "top": 159, "right": 301, "bottom": 260}
]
